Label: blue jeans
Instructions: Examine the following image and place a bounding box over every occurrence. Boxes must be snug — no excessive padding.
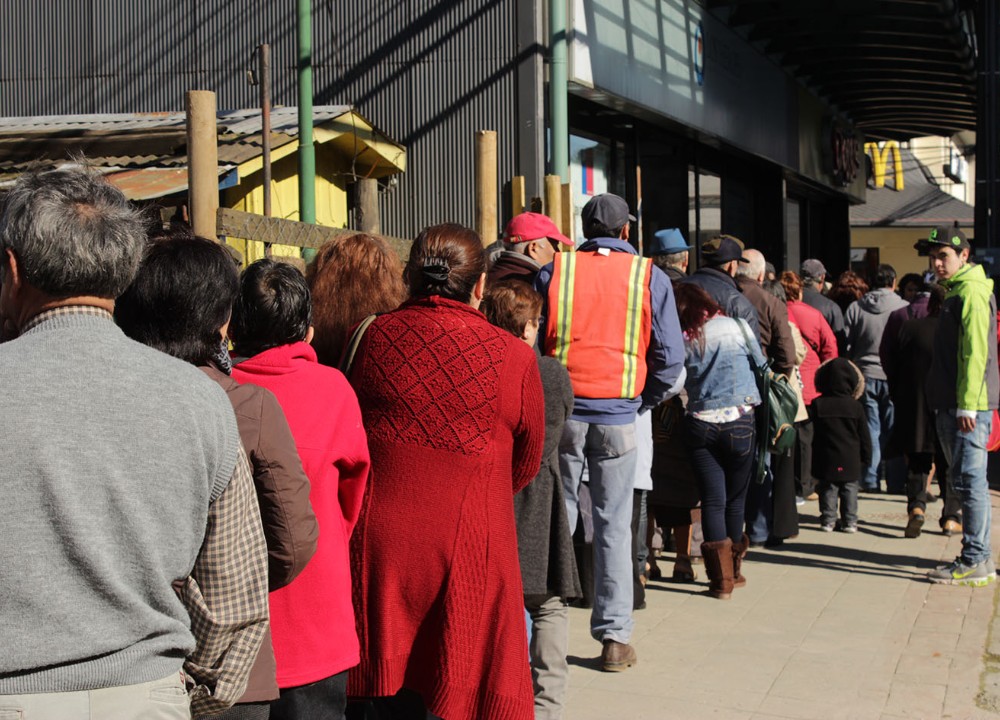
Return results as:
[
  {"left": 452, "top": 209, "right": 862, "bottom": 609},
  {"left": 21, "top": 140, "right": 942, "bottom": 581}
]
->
[
  {"left": 684, "top": 414, "right": 756, "bottom": 543},
  {"left": 936, "top": 410, "right": 993, "bottom": 565},
  {"left": 861, "top": 378, "right": 894, "bottom": 489},
  {"left": 561, "top": 419, "right": 636, "bottom": 644}
]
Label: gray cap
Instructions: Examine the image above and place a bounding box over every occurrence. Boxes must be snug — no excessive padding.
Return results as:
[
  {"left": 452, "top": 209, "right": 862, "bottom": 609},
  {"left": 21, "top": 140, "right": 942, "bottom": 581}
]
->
[
  {"left": 800, "top": 259, "right": 828, "bottom": 281},
  {"left": 581, "top": 193, "right": 636, "bottom": 234}
]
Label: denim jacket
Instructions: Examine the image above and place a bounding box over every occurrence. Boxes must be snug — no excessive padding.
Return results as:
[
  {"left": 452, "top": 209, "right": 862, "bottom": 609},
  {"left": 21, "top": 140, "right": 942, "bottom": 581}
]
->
[{"left": 684, "top": 315, "right": 765, "bottom": 412}]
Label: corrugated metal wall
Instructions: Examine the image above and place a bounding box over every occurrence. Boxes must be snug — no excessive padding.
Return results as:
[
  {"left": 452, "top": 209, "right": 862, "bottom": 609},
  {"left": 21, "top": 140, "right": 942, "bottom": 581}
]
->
[{"left": 1, "top": 0, "right": 536, "bottom": 239}]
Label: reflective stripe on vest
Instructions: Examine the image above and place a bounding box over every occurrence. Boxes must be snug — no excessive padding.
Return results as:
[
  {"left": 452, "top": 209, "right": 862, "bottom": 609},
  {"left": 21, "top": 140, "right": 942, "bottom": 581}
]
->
[
  {"left": 621, "top": 255, "right": 646, "bottom": 398},
  {"left": 545, "top": 250, "right": 653, "bottom": 399}
]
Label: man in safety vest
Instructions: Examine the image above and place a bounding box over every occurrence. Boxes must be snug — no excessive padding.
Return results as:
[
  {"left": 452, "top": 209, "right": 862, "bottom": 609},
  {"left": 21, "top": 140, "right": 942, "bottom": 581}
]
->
[{"left": 536, "top": 193, "right": 685, "bottom": 672}]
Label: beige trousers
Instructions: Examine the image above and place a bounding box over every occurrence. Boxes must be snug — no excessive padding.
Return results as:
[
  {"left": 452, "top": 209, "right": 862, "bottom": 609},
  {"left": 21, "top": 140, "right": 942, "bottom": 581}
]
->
[{"left": 0, "top": 672, "right": 190, "bottom": 720}]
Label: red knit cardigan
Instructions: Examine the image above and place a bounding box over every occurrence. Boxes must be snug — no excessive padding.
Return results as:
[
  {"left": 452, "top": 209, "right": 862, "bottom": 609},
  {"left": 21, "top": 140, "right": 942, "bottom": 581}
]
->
[
  {"left": 347, "top": 296, "right": 545, "bottom": 720},
  {"left": 233, "top": 342, "right": 370, "bottom": 689}
]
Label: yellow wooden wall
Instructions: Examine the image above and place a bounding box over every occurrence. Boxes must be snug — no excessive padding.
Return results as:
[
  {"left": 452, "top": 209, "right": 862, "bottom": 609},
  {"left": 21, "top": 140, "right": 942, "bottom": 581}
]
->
[{"left": 222, "top": 145, "right": 350, "bottom": 265}]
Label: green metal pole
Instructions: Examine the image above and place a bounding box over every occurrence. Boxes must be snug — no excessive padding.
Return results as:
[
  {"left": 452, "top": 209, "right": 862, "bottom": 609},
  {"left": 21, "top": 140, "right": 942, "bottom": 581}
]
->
[
  {"left": 550, "top": 0, "right": 568, "bottom": 182},
  {"left": 298, "top": 0, "right": 317, "bottom": 260}
]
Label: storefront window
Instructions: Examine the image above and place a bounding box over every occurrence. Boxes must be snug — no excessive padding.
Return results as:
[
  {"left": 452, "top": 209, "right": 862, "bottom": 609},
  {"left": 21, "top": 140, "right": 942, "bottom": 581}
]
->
[
  {"left": 688, "top": 168, "right": 721, "bottom": 267},
  {"left": 570, "top": 135, "right": 611, "bottom": 245}
]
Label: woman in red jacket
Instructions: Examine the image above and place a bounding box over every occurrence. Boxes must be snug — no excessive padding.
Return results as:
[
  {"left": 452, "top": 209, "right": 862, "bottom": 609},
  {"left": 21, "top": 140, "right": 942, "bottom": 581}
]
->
[
  {"left": 230, "top": 260, "right": 370, "bottom": 720},
  {"left": 781, "top": 271, "right": 838, "bottom": 503},
  {"left": 347, "top": 224, "right": 546, "bottom": 720}
]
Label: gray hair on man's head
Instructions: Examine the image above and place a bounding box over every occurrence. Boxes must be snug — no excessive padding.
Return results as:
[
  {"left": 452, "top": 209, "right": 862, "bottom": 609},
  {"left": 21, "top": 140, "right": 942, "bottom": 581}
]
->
[
  {"left": 736, "top": 248, "right": 766, "bottom": 279},
  {"left": 0, "top": 167, "right": 147, "bottom": 298}
]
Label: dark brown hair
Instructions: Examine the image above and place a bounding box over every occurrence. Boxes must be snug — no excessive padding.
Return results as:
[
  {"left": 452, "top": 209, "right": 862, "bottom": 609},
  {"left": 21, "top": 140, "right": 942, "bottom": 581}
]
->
[
  {"left": 481, "top": 279, "right": 542, "bottom": 338},
  {"left": 780, "top": 270, "right": 803, "bottom": 302},
  {"left": 672, "top": 282, "right": 722, "bottom": 345},
  {"left": 307, "top": 233, "right": 406, "bottom": 366},
  {"left": 405, "top": 223, "right": 487, "bottom": 301}
]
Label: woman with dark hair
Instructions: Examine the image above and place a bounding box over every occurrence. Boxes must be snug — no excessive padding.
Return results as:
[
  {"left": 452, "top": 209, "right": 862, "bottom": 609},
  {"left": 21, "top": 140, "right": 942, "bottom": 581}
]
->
[
  {"left": 827, "top": 270, "right": 870, "bottom": 316},
  {"left": 230, "top": 259, "right": 370, "bottom": 720},
  {"left": 116, "top": 235, "right": 319, "bottom": 720},
  {"left": 480, "top": 278, "right": 580, "bottom": 720},
  {"left": 897, "top": 272, "right": 926, "bottom": 303},
  {"left": 346, "top": 224, "right": 545, "bottom": 720},
  {"left": 672, "top": 282, "right": 766, "bottom": 600},
  {"left": 782, "top": 271, "right": 838, "bottom": 503},
  {"left": 306, "top": 233, "right": 406, "bottom": 367}
]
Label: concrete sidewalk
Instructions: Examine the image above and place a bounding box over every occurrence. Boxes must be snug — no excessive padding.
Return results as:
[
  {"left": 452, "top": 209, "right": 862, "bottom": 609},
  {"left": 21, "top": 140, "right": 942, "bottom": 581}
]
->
[{"left": 563, "top": 487, "right": 1000, "bottom": 719}]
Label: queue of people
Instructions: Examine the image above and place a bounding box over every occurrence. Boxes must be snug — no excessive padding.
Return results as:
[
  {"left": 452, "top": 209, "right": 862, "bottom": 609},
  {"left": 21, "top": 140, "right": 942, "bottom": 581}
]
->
[{"left": 0, "top": 166, "right": 996, "bottom": 720}]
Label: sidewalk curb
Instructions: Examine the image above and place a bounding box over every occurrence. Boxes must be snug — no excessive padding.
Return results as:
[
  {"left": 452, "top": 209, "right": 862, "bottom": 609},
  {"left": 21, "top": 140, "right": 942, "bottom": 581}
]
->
[{"left": 977, "top": 579, "right": 1000, "bottom": 712}]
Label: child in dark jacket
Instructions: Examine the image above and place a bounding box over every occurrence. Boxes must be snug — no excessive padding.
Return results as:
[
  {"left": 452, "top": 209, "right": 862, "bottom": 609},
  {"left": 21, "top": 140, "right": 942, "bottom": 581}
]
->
[{"left": 809, "top": 358, "right": 873, "bottom": 532}]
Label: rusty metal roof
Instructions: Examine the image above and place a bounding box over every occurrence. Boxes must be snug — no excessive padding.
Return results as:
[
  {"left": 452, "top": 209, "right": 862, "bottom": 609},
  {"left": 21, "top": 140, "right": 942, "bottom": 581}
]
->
[{"left": 0, "top": 106, "right": 405, "bottom": 200}]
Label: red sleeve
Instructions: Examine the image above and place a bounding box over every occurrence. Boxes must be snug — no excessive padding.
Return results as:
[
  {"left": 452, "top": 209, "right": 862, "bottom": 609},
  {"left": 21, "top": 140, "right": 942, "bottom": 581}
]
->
[
  {"left": 511, "top": 352, "right": 545, "bottom": 494},
  {"left": 817, "top": 314, "right": 838, "bottom": 361},
  {"left": 335, "top": 389, "right": 371, "bottom": 537}
]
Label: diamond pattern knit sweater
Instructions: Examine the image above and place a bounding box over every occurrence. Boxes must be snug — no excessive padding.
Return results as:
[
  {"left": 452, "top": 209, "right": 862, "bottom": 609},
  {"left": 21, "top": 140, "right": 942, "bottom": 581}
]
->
[{"left": 347, "top": 296, "right": 545, "bottom": 720}]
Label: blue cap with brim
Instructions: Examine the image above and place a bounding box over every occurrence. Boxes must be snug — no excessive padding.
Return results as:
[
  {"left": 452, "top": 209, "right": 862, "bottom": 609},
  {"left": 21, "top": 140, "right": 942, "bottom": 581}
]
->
[{"left": 650, "top": 228, "right": 691, "bottom": 255}]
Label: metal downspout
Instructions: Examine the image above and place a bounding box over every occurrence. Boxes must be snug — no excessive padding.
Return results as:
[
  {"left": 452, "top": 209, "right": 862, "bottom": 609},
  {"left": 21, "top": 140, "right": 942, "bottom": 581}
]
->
[
  {"left": 550, "top": 0, "right": 568, "bottom": 182},
  {"left": 298, "top": 0, "right": 317, "bottom": 261}
]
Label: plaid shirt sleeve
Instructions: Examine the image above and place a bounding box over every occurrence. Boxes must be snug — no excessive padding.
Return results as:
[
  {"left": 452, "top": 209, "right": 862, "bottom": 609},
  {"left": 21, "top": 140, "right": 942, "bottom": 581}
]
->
[{"left": 179, "top": 445, "right": 269, "bottom": 717}]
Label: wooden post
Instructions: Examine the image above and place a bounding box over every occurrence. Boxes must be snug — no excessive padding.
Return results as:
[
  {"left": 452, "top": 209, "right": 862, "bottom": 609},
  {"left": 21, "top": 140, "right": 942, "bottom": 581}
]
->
[
  {"left": 561, "top": 183, "right": 572, "bottom": 242},
  {"left": 356, "top": 178, "right": 380, "bottom": 234},
  {"left": 186, "top": 90, "right": 219, "bottom": 240},
  {"left": 475, "top": 130, "right": 498, "bottom": 246},
  {"left": 544, "top": 175, "right": 561, "bottom": 228},
  {"left": 510, "top": 176, "right": 526, "bottom": 219}
]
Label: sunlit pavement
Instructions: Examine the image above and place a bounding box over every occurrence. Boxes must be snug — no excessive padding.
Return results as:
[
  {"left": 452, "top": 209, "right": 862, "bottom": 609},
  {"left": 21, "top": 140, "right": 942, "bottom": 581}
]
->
[{"left": 564, "top": 473, "right": 1000, "bottom": 719}]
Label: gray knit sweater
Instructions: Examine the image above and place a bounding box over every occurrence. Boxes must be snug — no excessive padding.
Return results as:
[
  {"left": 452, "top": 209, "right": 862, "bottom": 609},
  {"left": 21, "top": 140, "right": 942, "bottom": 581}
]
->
[{"left": 0, "top": 312, "right": 240, "bottom": 693}]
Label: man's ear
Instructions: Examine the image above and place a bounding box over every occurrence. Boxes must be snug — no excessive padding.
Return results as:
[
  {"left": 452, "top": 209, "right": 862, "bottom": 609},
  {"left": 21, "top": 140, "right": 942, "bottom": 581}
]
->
[
  {"left": 305, "top": 325, "right": 315, "bottom": 344},
  {"left": 3, "top": 248, "right": 21, "bottom": 289}
]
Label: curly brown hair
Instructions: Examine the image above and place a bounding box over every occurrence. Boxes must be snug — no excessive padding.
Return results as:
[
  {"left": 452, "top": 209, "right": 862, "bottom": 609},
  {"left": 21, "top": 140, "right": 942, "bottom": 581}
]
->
[
  {"left": 306, "top": 233, "right": 406, "bottom": 367},
  {"left": 827, "top": 270, "right": 869, "bottom": 314}
]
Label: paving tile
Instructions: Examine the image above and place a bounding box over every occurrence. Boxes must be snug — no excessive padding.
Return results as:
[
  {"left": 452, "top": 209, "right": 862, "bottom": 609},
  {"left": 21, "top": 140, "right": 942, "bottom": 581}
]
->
[
  {"left": 558, "top": 490, "right": 1000, "bottom": 718},
  {"left": 882, "top": 680, "right": 947, "bottom": 716}
]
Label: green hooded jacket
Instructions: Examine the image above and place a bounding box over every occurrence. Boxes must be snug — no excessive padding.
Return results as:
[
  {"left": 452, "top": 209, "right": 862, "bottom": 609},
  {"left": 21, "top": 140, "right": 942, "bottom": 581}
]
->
[{"left": 929, "top": 262, "right": 1000, "bottom": 412}]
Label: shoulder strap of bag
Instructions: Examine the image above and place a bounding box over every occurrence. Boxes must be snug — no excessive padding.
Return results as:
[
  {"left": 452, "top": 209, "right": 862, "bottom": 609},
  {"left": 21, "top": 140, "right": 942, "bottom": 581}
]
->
[
  {"left": 339, "top": 313, "right": 379, "bottom": 375},
  {"left": 734, "top": 318, "right": 766, "bottom": 374}
]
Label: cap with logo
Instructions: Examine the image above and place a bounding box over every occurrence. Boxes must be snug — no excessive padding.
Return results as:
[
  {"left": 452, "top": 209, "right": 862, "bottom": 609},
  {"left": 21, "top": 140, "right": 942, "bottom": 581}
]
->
[
  {"left": 503, "top": 212, "right": 573, "bottom": 247},
  {"left": 701, "top": 234, "right": 748, "bottom": 264},
  {"left": 650, "top": 228, "right": 691, "bottom": 255},
  {"left": 581, "top": 193, "right": 637, "bottom": 234},
  {"left": 923, "top": 225, "right": 970, "bottom": 252}
]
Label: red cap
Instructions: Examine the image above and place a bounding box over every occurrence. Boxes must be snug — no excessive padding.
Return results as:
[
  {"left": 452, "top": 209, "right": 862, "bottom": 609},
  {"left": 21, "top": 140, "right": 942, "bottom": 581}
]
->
[{"left": 503, "top": 212, "right": 573, "bottom": 247}]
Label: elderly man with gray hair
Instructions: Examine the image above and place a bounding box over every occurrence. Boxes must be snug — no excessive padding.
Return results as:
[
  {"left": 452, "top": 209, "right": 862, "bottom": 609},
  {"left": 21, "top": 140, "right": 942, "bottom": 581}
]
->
[
  {"left": 0, "top": 167, "right": 268, "bottom": 719},
  {"left": 735, "top": 248, "right": 798, "bottom": 548}
]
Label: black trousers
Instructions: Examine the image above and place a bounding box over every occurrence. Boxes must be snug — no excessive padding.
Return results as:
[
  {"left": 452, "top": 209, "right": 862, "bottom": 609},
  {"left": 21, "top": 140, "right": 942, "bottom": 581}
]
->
[
  {"left": 270, "top": 671, "right": 348, "bottom": 720},
  {"left": 346, "top": 690, "right": 441, "bottom": 720},
  {"left": 794, "top": 420, "right": 816, "bottom": 499}
]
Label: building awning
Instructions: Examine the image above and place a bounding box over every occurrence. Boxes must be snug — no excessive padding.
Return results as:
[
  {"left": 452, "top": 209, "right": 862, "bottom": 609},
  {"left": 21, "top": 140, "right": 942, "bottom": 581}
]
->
[{"left": 708, "top": 1, "right": 977, "bottom": 140}]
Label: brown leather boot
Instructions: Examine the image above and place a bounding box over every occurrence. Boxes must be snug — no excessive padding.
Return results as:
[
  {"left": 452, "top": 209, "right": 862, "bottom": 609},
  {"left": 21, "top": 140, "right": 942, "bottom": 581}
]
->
[
  {"left": 601, "top": 639, "right": 637, "bottom": 672},
  {"left": 701, "top": 538, "right": 735, "bottom": 599},
  {"left": 732, "top": 533, "right": 749, "bottom": 588},
  {"left": 672, "top": 524, "right": 697, "bottom": 582}
]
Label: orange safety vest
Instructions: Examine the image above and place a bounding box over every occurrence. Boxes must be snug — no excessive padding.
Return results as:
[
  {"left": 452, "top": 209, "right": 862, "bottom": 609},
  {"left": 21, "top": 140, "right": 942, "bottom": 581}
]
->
[{"left": 544, "top": 250, "right": 653, "bottom": 399}]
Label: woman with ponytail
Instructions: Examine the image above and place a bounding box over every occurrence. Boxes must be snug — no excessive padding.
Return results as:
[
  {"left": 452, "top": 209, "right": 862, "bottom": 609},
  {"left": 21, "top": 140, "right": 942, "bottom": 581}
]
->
[{"left": 346, "top": 224, "right": 546, "bottom": 720}]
